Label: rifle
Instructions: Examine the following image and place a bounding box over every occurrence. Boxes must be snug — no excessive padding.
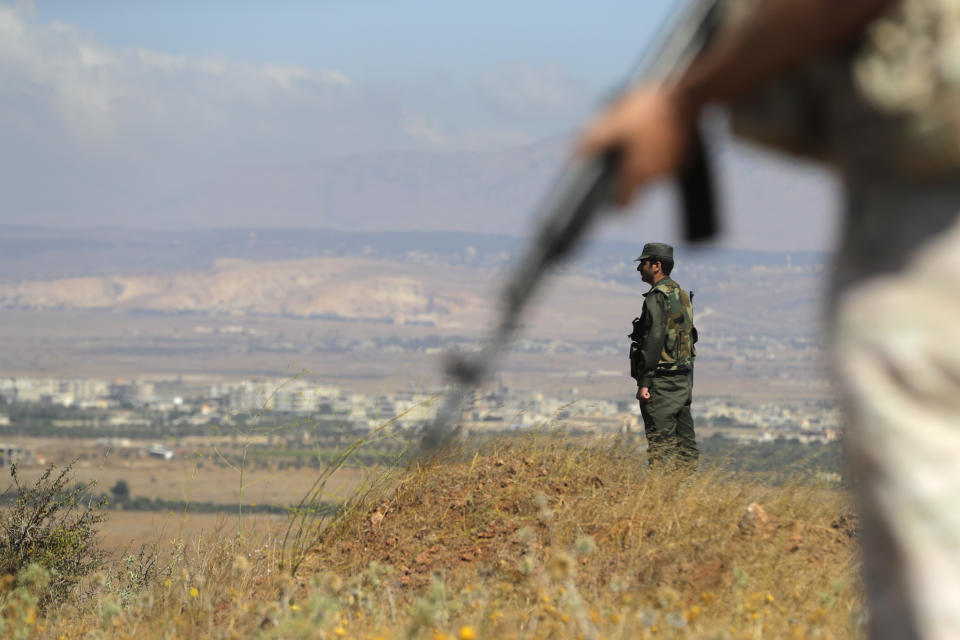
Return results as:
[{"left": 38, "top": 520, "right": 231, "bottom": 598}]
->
[{"left": 422, "top": 0, "right": 721, "bottom": 450}]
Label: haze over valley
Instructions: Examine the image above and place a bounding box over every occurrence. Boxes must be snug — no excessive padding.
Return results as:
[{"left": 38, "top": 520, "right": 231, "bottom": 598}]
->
[{"left": 0, "top": 227, "right": 829, "bottom": 400}]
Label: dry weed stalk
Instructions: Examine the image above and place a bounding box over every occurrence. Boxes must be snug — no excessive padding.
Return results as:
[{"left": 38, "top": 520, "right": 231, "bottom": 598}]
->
[{"left": 8, "top": 431, "right": 863, "bottom": 639}]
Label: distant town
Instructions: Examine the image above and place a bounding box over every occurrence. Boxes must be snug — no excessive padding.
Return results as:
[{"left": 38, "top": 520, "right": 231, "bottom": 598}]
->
[
  {"left": 0, "top": 374, "right": 841, "bottom": 466},
  {"left": 0, "top": 230, "right": 844, "bottom": 473}
]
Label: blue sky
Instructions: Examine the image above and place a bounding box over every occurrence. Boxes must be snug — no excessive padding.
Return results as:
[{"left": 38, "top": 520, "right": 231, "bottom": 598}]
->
[
  {"left": 1, "top": 1, "right": 838, "bottom": 249},
  {"left": 5, "top": 0, "right": 684, "bottom": 164},
  {"left": 31, "top": 1, "right": 676, "bottom": 86}
]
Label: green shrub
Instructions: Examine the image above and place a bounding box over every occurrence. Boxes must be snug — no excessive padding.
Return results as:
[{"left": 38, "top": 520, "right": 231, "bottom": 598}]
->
[
  {"left": 0, "top": 461, "right": 106, "bottom": 606},
  {"left": 109, "top": 479, "right": 130, "bottom": 503}
]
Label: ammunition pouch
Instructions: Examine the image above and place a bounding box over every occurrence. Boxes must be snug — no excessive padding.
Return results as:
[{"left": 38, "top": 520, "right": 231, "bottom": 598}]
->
[
  {"left": 628, "top": 316, "right": 644, "bottom": 342},
  {"left": 629, "top": 342, "right": 643, "bottom": 380},
  {"left": 628, "top": 316, "right": 645, "bottom": 380}
]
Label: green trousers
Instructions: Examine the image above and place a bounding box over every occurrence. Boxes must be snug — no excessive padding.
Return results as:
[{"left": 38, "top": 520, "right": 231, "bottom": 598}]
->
[{"left": 640, "top": 371, "right": 698, "bottom": 464}]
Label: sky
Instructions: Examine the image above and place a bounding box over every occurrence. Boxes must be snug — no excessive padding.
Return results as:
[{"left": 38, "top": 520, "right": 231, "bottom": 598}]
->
[{"left": 0, "top": 0, "right": 840, "bottom": 250}]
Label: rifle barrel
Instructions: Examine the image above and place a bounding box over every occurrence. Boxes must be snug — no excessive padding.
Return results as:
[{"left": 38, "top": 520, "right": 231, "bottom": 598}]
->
[{"left": 421, "top": 0, "right": 720, "bottom": 450}]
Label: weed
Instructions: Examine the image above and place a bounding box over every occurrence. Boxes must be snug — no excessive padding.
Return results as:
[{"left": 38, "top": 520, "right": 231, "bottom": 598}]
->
[
  {"left": 12, "top": 431, "right": 865, "bottom": 639},
  {"left": 0, "top": 461, "right": 106, "bottom": 606}
]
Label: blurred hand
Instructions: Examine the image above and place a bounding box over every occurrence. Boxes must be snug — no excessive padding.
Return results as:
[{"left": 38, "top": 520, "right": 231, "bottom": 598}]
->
[
  {"left": 578, "top": 86, "right": 691, "bottom": 207},
  {"left": 636, "top": 387, "right": 651, "bottom": 403}
]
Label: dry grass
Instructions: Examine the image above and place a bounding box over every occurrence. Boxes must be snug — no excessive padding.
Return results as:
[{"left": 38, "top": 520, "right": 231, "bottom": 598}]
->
[
  {"left": 97, "top": 511, "right": 287, "bottom": 555},
  {"left": 11, "top": 453, "right": 365, "bottom": 506},
  {"left": 2, "top": 433, "right": 863, "bottom": 639}
]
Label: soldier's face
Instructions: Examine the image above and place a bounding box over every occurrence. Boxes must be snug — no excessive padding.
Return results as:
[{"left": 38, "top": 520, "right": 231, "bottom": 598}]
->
[{"left": 637, "top": 259, "right": 656, "bottom": 284}]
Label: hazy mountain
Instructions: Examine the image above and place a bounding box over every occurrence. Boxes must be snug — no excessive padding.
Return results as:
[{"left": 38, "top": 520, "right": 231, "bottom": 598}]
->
[
  {"left": 0, "top": 225, "right": 829, "bottom": 285},
  {"left": 0, "top": 256, "right": 492, "bottom": 327},
  {"left": 5, "top": 132, "right": 841, "bottom": 254},
  {"left": 140, "top": 134, "right": 842, "bottom": 251}
]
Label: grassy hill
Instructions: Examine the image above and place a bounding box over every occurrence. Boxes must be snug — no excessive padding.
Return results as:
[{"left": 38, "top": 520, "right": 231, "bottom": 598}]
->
[{"left": 2, "top": 433, "right": 862, "bottom": 639}]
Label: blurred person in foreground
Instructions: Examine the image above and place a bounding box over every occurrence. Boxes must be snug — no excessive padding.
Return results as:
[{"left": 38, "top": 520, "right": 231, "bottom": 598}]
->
[
  {"left": 629, "top": 242, "right": 699, "bottom": 465},
  {"left": 579, "top": 0, "right": 960, "bottom": 638}
]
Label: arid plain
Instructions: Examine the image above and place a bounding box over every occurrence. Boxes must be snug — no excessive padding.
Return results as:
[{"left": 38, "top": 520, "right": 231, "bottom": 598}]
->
[
  {"left": 0, "top": 247, "right": 828, "bottom": 400},
  {"left": 1, "top": 231, "right": 833, "bottom": 555}
]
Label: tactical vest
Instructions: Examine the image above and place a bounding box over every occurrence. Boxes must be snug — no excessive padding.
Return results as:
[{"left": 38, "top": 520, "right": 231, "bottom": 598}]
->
[{"left": 650, "top": 278, "right": 696, "bottom": 372}]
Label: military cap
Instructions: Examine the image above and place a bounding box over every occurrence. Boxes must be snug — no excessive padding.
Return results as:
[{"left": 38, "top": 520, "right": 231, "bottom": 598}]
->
[{"left": 634, "top": 242, "right": 674, "bottom": 262}]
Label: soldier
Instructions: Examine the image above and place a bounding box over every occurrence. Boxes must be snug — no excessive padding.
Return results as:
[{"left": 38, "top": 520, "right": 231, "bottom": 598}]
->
[
  {"left": 629, "top": 242, "right": 698, "bottom": 464},
  {"left": 580, "top": 1, "right": 960, "bottom": 637}
]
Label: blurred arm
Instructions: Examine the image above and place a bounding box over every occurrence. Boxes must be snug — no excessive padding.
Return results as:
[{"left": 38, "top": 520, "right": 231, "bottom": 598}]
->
[
  {"left": 674, "top": 0, "right": 895, "bottom": 118},
  {"left": 580, "top": 0, "right": 895, "bottom": 205}
]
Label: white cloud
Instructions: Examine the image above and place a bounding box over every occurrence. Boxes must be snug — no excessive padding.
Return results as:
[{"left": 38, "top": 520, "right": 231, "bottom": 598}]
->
[
  {"left": 0, "top": 5, "right": 352, "bottom": 145},
  {"left": 0, "top": 3, "right": 590, "bottom": 229},
  {"left": 401, "top": 113, "right": 452, "bottom": 148},
  {"left": 401, "top": 112, "right": 532, "bottom": 152},
  {"left": 476, "top": 64, "right": 588, "bottom": 121}
]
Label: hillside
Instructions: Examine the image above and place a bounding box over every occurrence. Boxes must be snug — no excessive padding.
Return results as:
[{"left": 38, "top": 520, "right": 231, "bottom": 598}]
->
[
  {"left": 11, "top": 434, "right": 864, "bottom": 639},
  {"left": 0, "top": 256, "right": 491, "bottom": 327},
  {"left": 0, "top": 255, "right": 647, "bottom": 335}
]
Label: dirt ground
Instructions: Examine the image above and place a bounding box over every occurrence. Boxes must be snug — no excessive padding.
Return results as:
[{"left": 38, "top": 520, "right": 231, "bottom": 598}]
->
[
  {"left": 97, "top": 510, "right": 288, "bottom": 556},
  {"left": 1, "top": 436, "right": 369, "bottom": 562},
  {"left": 2, "top": 438, "right": 364, "bottom": 558},
  {"left": 5, "top": 442, "right": 366, "bottom": 506}
]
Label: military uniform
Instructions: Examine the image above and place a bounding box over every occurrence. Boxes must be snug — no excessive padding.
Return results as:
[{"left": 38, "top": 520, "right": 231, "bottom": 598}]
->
[
  {"left": 630, "top": 243, "right": 698, "bottom": 463},
  {"left": 723, "top": 2, "right": 960, "bottom": 637}
]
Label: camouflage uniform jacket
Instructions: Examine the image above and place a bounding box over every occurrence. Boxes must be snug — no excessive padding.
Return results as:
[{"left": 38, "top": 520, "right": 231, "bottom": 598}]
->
[
  {"left": 631, "top": 277, "right": 697, "bottom": 388},
  {"left": 725, "top": 0, "right": 960, "bottom": 178}
]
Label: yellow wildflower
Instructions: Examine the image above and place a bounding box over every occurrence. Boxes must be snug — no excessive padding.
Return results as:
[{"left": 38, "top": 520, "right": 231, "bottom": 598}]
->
[
  {"left": 458, "top": 626, "right": 477, "bottom": 640},
  {"left": 548, "top": 551, "right": 575, "bottom": 580},
  {"left": 189, "top": 587, "right": 199, "bottom": 598}
]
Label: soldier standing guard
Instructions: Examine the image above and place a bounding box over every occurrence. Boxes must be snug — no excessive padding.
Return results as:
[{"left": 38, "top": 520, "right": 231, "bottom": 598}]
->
[{"left": 629, "top": 242, "right": 698, "bottom": 464}]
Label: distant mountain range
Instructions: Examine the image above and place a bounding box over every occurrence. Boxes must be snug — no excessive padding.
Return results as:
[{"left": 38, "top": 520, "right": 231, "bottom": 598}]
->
[
  {"left": 0, "top": 224, "right": 830, "bottom": 344},
  {"left": 0, "top": 256, "right": 492, "bottom": 327},
  {"left": 0, "top": 225, "right": 830, "bottom": 284},
  {"left": 6, "top": 131, "right": 841, "bottom": 256}
]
